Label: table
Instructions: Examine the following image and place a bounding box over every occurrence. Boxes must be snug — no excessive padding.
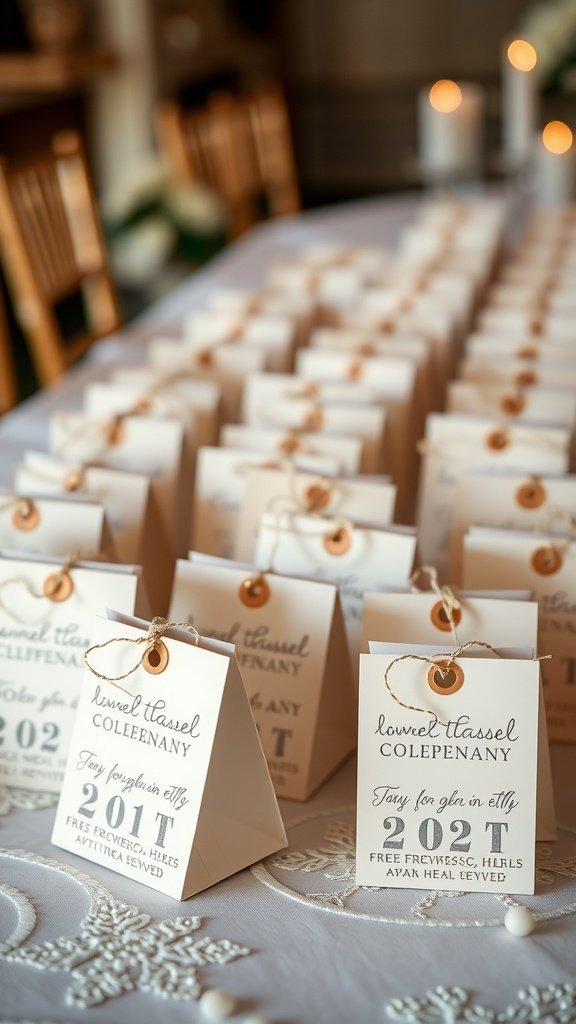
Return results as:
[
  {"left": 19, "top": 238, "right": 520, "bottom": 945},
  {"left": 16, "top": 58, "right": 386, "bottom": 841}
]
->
[{"left": 1, "top": 194, "right": 575, "bottom": 1024}]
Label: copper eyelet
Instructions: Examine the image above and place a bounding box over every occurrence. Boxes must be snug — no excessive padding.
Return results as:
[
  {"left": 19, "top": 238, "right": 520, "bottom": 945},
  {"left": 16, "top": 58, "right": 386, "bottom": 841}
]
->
[
  {"left": 196, "top": 349, "right": 214, "bottom": 368},
  {"left": 143, "top": 640, "right": 169, "bottom": 674},
  {"left": 531, "top": 546, "right": 562, "bottom": 576},
  {"left": 303, "top": 481, "right": 331, "bottom": 512},
  {"left": 500, "top": 393, "right": 525, "bottom": 416},
  {"left": 11, "top": 499, "right": 39, "bottom": 531},
  {"left": 64, "top": 468, "right": 84, "bottom": 492},
  {"left": 43, "top": 570, "right": 73, "bottom": 602},
  {"left": 323, "top": 526, "right": 351, "bottom": 556},
  {"left": 486, "top": 428, "right": 509, "bottom": 452},
  {"left": 346, "top": 359, "right": 364, "bottom": 381},
  {"left": 430, "top": 601, "right": 462, "bottom": 633},
  {"left": 516, "top": 480, "right": 546, "bottom": 510},
  {"left": 303, "top": 407, "right": 324, "bottom": 431},
  {"left": 515, "top": 370, "right": 538, "bottom": 387},
  {"left": 239, "top": 574, "right": 270, "bottom": 608},
  {"left": 427, "top": 660, "right": 464, "bottom": 696},
  {"left": 278, "top": 433, "right": 301, "bottom": 454}
]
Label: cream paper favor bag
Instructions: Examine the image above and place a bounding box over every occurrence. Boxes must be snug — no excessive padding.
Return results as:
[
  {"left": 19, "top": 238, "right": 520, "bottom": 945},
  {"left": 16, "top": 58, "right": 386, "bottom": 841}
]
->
[
  {"left": 52, "top": 612, "right": 287, "bottom": 899},
  {"left": 356, "top": 643, "right": 540, "bottom": 895},
  {"left": 221, "top": 423, "right": 363, "bottom": 477},
  {"left": 0, "top": 492, "right": 107, "bottom": 557},
  {"left": 0, "top": 555, "right": 142, "bottom": 792},
  {"left": 362, "top": 587, "right": 555, "bottom": 840},
  {"left": 169, "top": 558, "right": 356, "bottom": 800}
]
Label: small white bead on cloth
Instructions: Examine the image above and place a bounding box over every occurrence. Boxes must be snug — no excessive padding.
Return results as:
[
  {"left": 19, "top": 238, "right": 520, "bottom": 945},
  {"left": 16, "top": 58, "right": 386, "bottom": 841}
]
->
[
  {"left": 504, "top": 906, "right": 536, "bottom": 936},
  {"left": 199, "top": 988, "right": 237, "bottom": 1020}
]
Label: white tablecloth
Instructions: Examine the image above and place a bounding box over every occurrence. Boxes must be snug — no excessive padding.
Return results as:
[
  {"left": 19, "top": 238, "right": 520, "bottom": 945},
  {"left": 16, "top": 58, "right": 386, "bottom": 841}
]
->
[{"left": 1, "top": 194, "right": 575, "bottom": 1024}]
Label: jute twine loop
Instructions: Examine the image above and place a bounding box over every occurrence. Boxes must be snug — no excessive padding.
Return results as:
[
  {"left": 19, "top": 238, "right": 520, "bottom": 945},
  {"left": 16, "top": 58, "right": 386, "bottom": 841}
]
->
[
  {"left": 0, "top": 495, "right": 34, "bottom": 517},
  {"left": 84, "top": 617, "right": 200, "bottom": 684},
  {"left": 410, "top": 564, "right": 461, "bottom": 642},
  {"left": 0, "top": 549, "right": 100, "bottom": 621}
]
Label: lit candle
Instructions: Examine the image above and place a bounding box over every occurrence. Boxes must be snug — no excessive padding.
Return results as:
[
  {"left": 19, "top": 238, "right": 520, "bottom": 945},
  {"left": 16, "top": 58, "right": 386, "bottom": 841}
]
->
[
  {"left": 418, "top": 80, "right": 484, "bottom": 182},
  {"left": 535, "top": 120, "right": 576, "bottom": 205},
  {"left": 502, "top": 38, "right": 538, "bottom": 169}
]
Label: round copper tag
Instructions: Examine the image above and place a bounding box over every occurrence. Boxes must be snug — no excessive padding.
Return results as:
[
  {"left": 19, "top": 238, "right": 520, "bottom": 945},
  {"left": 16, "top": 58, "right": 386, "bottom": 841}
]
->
[
  {"left": 346, "top": 359, "right": 364, "bottom": 381},
  {"left": 427, "top": 660, "right": 464, "bottom": 696},
  {"left": 515, "top": 370, "right": 538, "bottom": 387},
  {"left": 530, "top": 317, "right": 544, "bottom": 336},
  {"left": 378, "top": 318, "right": 394, "bottom": 333},
  {"left": 359, "top": 342, "right": 375, "bottom": 356},
  {"left": 303, "top": 407, "right": 324, "bottom": 431},
  {"left": 486, "top": 428, "right": 509, "bottom": 452},
  {"left": 531, "top": 545, "right": 562, "bottom": 576},
  {"left": 500, "top": 392, "right": 525, "bottom": 416},
  {"left": 143, "top": 640, "right": 169, "bottom": 675},
  {"left": 303, "top": 481, "right": 331, "bottom": 512},
  {"left": 64, "top": 468, "right": 84, "bottom": 492},
  {"left": 323, "top": 526, "right": 351, "bottom": 556},
  {"left": 516, "top": 479, "right": 546, "bottom": 510},
  {"left": 430, "top": 600, "right": 462, "bottom": 633},
  {"left": 43, "top": 570, "right": 73, "bottom": 602},
  {"left": 12, "top": 500, "right": 39, "bottom": 531},
  {"left": 134, "top": 396, "right": 152, "bottom": 413},
  {"left": 239, "top": 574, "right": 270, "bottom": 608}
]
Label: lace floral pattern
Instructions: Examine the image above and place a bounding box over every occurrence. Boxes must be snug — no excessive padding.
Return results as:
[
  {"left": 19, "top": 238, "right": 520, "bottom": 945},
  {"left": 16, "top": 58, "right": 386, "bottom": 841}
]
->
[
  {"left": 252, "top": 807, "right": 576, "bottom": 927},
  {"left": 385, "top": 985, "right": 576, "bottom": 1022},
  {"left": 0, "top": 848, "right": 251, "bottom": 1008},
  {"left": 0, "top": 785, "right": 58, "bottom": 816}
]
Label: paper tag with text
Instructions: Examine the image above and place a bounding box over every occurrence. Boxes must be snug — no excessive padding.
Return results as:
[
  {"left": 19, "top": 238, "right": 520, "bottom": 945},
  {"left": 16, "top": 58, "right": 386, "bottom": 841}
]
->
[
  {"left": 254, "top": 513, "right": 416, "bottom": 678},
  {"left": 170, "top": 559, "right": 356, "bottom": 800},
  {"left": 462, "top": 526, "right": 576, "bottom": 741},
  {"left": 235, "top": 466, "right": 396, "bottom": 563},
  {"left": 0, "top": 556, "right": 141, "bottom": 792},
  {"left": 52, "top": 612, "right": 286, "bottom": 898},
  {"left": 356, "top": 647, "right": 540, "bottom": 893},
  {"left": 416, "top": 414, "right": 571, "bottom": 577},
  {"left": 362, "top": 589, "right": 555, "bottom": 840},
  {"left": 450, "top": 470, "right": 576, "bottom": 582}
]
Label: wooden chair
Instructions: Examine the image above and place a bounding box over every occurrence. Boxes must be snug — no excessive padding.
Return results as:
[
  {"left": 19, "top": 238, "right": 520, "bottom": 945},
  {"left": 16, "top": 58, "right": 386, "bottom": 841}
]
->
[
  {"left": 0, "top": 287, "right": 18, "bottom": 414},
  {"left": 0, "top": 131, "right": 121, "bottom": 388},
  {"left": 155, "top": 84, "right": 300, "bottom": 237},
  {"left": 247, "top": 85, "right": 300, "bottom": 217}
]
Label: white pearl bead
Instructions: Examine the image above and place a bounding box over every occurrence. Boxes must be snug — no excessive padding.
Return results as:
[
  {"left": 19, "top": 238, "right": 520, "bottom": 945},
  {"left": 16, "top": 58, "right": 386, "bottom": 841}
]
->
[
  {"left": 504, "top": 906, "right": 536, "bottom": 936},
  {"left": 199, "top": 988, "right": 237, "bottom": 1020}
]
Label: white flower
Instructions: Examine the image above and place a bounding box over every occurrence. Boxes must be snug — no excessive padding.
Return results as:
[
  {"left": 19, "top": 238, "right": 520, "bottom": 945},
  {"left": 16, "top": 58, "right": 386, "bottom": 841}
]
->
[
  {"left": 164, "top": 183, "right": 228, "bottom": 234},
  {"left": 110, "top": 215, "right": 176, "bottom": 285},
  {"left": 103, "top": 156, "right": 166, "bottom": 222}
]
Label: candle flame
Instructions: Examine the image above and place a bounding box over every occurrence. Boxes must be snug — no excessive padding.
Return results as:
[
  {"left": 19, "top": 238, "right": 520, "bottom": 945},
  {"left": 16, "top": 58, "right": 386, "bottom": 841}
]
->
[
  {"left": 507, "top": 39, "right": 537, "bottom": 72},
  {"left": 543, "top": 120, "right": 573, "bottom": 155},
  {"left": 429, "top": 80, "right": 463, "bottom": 113}
]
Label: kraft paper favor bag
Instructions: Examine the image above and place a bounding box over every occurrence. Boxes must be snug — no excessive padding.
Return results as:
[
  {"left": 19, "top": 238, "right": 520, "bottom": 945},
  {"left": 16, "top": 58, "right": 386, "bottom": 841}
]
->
[
  {"left": 184, "top": 310, "right": 296, "bottom": 373},
  {"left": 0, "top": 555, "right": 141, "bottom": 792},
  {"left": 462, "top": 526, "right": 576, "bottom": 742},
  {"left": 169, "top": 559, "right": 356, "bottom": 800},
  {"left": 362, "top": 587, "right": 556, "bottom": 840},
  {"left": 446, "top": 381, "right": 576, "bottom": 431},
  {"left": 51, "top": 612, "right": 287, "bottom": 899},
  {"left": 356, "top": 644, "right": 540, "bottom": 894},
  {"left": 235, "top": 466, "right": 396, "bottom": 563},
  {"left": 109, "top": 368, "right": 221, "bottom": 450}
]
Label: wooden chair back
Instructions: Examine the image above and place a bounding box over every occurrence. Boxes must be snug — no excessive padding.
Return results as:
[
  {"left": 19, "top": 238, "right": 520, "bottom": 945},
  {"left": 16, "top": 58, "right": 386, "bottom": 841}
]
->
[
  {"left": 0, "top": 287, "right": 18, "bottom": 415},
  {"left": 0, "top": 131, "right": 121, "bottom": 388},
  {"left": 155, "top": 84, "right": 300, "bottom": 237}
]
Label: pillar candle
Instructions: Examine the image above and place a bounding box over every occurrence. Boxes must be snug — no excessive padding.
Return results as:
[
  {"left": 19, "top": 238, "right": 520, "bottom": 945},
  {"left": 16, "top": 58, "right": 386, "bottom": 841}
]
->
[
  {"left": 535, "top": 120, "right": 576, "bottom": 205},
  {"left": 418, "top": 80, "right": 484, "bottom": 182},
  {"left": 502, "top": 38, "right": 538, "bottom": 169}
]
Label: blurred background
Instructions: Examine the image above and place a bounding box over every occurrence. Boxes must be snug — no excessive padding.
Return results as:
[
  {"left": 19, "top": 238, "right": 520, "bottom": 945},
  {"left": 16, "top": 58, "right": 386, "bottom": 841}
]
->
[{"left": 1, "top": 0, "right": 576, "bottom": 395}]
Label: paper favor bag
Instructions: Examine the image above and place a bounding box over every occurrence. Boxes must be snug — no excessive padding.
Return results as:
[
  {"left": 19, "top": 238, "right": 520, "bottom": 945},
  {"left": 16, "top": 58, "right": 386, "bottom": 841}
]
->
[
  {"left": 184, "top": 310, "right": 296, "bottom": 373},
  {"left": 462, "top": 526, "right": 576, "bottom": 742},
  {"left": 416, "top": 414, "right": 571, "bottom": 577},
  {"left": 446, "top": 380, "right": 576, "bottom": 430},
  {"left": 0, "top": 555, "right": 141, "bottom": 792},
  {"left": 450, "top": 471, "right": 576, "bottom": 581},
  {"left": 221, "top": 423, "right": 363, "bottom": 476},
  {"left": 0, "top": 492, "right": 106, "bottom": 558},
  {"left": 362, "top": 589, "right": 555, "bottom": 839},
  {"left": 52, "top": 613, "right": 287, "bottom": 898},
  {"left": 169, "top": 560, "right": 356, "bottom": 800},
  {"left": 254, "top": 513, "right": 416, "bottom": 677},
  {"left": 356, "top": 645, "right": 540, "bottom": 894}
]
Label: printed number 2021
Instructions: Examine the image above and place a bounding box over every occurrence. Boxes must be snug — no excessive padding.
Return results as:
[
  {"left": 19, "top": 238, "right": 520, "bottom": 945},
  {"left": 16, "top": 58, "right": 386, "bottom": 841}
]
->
[
  {"left": 383, "top": 816, "right": 508, "bottom": 854},
  {"left": 0, "top": 717, "right": 60, "bottom": 752}
]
